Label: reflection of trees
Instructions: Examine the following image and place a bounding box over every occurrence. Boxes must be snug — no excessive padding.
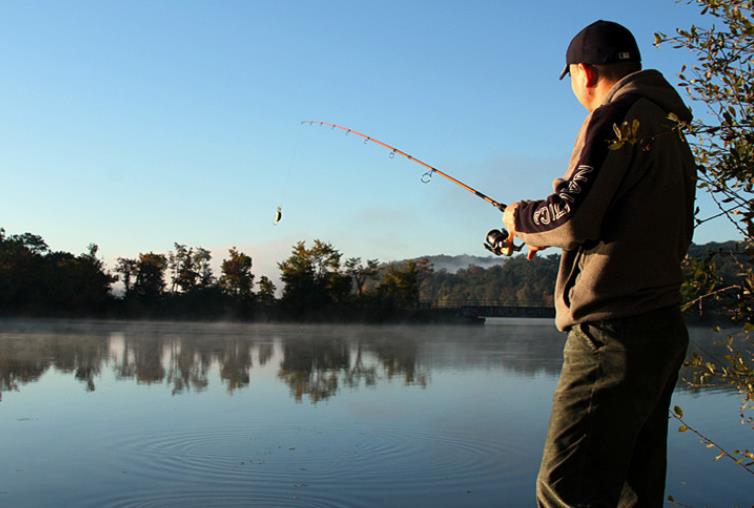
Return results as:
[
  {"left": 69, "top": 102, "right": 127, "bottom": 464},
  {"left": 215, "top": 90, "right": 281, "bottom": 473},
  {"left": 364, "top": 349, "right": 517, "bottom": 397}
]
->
[
  {"left": 165, "top": 338, "right": 210, "bottom": 396},
  {"left": 0, "top": 324, "right": 265, "bottom": 397},
  {"left": 276, "top": 332, "right": 425, "bottom": 403},
  {"left": 3, "top": 322, "right": 727, "bottom": 403},
  {"left": 0, "top": 332, "right": 108, "bottom": 398},
  {"left": 50, "top": 334, "right": 106, "bottom": 392},
  {"left": 258, "top": 343, "right": 273, "bottom": 366},
  {"left": 343, "top": 340, "right": 377, "bottom": 388},
  {"left": 278, "top": 337, "right": 350, "bottom": 403},
  {"left": 0, "top": 341, "right": 51, "bottom": 400},
  {"left": 370, "top": 337, "right": 427, "bottom": 387},
  {"left": 219, "top": 339, "right": 254, "bottom": 393},
  {"left": 114, "top": 332, "right": 253, "bottom": 394},
  {"left": 117, "top": 335, "right": 166, "bottom": 385},
  {"left": 0, "top": 324, "right": 432, "bottom": 402}
]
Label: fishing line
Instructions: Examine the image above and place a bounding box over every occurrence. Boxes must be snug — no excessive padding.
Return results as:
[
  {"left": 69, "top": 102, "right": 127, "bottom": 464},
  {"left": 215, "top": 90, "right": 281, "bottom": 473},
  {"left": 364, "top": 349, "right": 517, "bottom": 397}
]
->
[{"left": 277, "top": 121, "right": 306, "bottom": 225}]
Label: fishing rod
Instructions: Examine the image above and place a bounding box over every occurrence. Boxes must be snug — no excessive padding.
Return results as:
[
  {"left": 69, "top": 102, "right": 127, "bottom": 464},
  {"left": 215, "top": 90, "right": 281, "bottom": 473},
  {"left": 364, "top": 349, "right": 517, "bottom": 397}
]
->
[
  {"left": 302, "top": 120, "right": 521, "bottom": 256},
  {"left": 303, "top": 120, "right": 506, "bottom": 211}
]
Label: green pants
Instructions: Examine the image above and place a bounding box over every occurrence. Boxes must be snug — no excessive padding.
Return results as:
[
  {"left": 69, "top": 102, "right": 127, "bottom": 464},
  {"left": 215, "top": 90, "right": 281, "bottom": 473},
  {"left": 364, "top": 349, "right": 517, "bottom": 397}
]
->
[{"left": 537, "top": 306, "right": 689, "bottom": 508}]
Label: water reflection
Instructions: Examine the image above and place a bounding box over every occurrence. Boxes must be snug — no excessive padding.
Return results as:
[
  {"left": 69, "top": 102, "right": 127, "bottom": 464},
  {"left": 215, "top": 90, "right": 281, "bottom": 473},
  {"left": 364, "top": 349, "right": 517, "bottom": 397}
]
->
[
  {"left": 280, "top": 337, "right": 351, "bottom": 402},
  {"left": 0, "top": 321, "right": 436, "bottom": 402},
  {"left": 0, "top": 331, "right": 108, "bottom": 397},
  {"left": 0, "top": 319, "right": 735, "bottom": 403}
]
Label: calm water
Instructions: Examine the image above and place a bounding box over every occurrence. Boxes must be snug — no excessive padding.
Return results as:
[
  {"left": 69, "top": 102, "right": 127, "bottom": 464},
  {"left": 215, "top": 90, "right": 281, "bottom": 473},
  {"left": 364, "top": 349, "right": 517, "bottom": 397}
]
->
[{"left": 0, "top": 319, "right": 750, "bottom": 507}]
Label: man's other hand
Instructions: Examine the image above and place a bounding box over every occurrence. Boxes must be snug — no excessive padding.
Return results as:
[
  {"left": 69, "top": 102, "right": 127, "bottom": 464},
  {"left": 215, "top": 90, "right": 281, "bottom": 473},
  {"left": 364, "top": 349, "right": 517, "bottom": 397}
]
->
[
  {"left": 527, "top": 245, "right": 540, "bottom": 261},
  {"left": 504, "top": 203, "right": 546, "bottom": 261}
]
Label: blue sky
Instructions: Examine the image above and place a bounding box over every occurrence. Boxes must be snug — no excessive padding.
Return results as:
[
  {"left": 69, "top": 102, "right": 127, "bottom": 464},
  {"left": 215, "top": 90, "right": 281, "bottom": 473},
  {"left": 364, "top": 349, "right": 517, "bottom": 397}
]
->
[{"left": 0, "top": 0, "right": 734, "bottom": 282}]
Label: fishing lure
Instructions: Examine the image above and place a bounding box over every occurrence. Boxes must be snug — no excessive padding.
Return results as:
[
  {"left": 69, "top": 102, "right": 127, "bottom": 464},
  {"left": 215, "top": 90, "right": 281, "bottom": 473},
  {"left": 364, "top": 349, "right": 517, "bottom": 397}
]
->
[{"left": 274, "top": 206, "right": 282, "bottom": 225}]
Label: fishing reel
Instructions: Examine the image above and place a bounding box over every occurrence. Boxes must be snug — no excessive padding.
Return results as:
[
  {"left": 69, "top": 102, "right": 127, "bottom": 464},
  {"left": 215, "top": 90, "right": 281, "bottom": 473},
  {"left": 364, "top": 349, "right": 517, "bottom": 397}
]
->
[{"left": 484, "top": 228, "right": 523, "bottom": 257}]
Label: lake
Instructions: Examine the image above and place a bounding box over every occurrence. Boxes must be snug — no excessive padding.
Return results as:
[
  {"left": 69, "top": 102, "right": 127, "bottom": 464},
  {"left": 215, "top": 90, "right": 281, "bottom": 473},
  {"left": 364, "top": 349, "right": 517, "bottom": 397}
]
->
[{"left": 0, "top": 318, "right": 750, "bottom": 507}]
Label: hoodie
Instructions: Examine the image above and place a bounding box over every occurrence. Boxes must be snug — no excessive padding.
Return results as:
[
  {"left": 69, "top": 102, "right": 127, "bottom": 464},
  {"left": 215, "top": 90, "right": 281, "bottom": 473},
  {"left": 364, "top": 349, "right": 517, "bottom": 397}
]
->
[{"left": 514, "top": 70, "right": 696, "bottom": 331}]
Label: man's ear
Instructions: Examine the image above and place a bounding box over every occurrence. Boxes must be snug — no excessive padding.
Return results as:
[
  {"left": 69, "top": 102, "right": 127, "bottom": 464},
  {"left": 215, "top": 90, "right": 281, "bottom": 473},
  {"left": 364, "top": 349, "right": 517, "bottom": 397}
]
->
[{"left": 581, "top": 64, "right": 598, "bottom": 87}]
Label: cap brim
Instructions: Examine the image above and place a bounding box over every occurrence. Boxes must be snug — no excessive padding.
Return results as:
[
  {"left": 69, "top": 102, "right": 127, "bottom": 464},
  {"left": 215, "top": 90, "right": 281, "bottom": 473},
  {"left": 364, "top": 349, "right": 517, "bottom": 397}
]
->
[{"left": 559, "top": 64, "right": 569, "bottom": 80}]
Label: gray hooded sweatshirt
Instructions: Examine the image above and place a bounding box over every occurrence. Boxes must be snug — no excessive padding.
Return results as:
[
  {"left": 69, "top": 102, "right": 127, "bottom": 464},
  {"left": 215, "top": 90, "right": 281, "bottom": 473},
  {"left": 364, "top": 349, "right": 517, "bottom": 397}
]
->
[{"left": 514, "top": 70, "right": 696, "bottom": 331}]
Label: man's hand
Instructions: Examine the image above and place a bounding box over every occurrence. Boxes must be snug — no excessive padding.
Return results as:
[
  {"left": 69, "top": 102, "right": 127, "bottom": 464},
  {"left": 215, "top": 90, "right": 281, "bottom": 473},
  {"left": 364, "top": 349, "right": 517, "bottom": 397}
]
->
[
  {"left": 502, "top": 203, "right": 518, "bottom": 236},
  {"left": 503, "top": 202, "right": 543, "bottom": 261}
]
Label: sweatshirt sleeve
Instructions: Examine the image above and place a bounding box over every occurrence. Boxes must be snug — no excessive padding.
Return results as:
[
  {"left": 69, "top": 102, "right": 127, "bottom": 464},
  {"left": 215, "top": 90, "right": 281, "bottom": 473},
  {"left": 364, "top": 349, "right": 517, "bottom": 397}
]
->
[{"left": 514, "top": 96, "right": 639, "bottom": 250}]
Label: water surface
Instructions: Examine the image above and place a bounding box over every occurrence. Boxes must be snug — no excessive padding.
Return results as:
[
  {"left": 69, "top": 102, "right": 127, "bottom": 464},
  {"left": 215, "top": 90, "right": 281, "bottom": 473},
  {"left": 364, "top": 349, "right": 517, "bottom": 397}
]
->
[{"left": 0, "top": 319, "right": 749, "bottom": 507}]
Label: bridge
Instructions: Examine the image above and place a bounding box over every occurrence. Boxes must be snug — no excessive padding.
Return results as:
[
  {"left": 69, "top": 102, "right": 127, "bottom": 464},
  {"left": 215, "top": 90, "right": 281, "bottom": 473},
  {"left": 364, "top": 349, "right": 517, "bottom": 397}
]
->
[
  {"left": 457, "top": 305, "right": 555, "bottom": 319},
  {"left": 421, "top": 300, "right": 555, "bottom": 320}
]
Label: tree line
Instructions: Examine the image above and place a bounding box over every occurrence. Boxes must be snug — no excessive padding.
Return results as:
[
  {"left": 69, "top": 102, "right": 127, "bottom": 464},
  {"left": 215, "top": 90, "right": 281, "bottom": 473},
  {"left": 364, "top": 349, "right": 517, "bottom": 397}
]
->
[
  {"left": 0, "top": 228, "right": 438, "bottom": 322},
  {"left": 0, "top": 226, "right": 741, "bottom": 323}
]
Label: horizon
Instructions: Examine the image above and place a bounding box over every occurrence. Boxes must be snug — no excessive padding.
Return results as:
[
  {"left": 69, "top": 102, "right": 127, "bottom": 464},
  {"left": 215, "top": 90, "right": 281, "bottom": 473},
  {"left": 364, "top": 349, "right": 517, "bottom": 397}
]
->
[{"left": 1, "top": 224, "right": 738, "bottom": 296}]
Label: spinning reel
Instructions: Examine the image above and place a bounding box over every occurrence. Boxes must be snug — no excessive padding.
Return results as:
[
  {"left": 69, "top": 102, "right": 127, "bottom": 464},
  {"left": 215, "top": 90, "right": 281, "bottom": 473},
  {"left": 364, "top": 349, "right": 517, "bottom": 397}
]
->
[{"left": 484, "top": 228, "right": 523, "bottom": 257}]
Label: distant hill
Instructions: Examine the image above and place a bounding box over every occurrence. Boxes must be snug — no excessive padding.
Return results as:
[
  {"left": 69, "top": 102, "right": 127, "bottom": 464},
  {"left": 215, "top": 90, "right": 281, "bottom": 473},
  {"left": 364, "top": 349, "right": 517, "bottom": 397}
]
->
[
  {"left": 391, "top": 254, "right": 507, "bottom": 273},
  {"left": 687, "top": 240, "right": 740, "bottom": 258},
  {"left": 385, "top": 240, "right": 745, "bottom": 308},
  {"left": 399, "top": 241, "right": 743, "bottom": 274}
]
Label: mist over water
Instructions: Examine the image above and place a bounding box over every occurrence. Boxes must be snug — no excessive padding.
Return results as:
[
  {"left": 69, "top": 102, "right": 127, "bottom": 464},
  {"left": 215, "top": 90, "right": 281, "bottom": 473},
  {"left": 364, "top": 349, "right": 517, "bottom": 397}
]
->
[{"left": 0, "top": 319, "right": 748, "bottom": 507}]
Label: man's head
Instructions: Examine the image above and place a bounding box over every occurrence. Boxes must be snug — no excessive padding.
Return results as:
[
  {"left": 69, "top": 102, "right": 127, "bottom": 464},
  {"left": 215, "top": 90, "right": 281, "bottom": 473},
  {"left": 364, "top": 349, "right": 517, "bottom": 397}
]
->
[{"left": 561, "top": 20, "right": 642, "bottom": 111}]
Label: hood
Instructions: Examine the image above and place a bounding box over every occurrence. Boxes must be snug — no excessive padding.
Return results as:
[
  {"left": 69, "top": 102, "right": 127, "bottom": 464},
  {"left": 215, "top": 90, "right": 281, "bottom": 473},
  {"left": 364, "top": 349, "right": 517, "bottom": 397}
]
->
[{"left": 605, "top": 69, "right": 692, "bottom": 122}]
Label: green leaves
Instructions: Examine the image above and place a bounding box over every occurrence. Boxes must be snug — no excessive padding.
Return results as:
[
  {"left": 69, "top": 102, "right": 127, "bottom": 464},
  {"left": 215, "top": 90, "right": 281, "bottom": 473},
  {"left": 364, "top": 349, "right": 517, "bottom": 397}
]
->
[
  {"left": 219, "top": 247, "right": 254, "bottom": 297},
  {"left": 608, "top": 119, "right": 644, "bottom": 151},
  {"left": 608, "top": 116, "right": 683, "bottom": 152}
]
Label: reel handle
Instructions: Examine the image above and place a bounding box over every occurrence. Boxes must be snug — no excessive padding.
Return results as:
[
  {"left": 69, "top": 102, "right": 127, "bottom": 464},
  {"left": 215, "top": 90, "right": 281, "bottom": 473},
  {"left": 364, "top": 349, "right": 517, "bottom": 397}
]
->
[{"left": 483, "top": 228, "right": 523, "bottom": 257}]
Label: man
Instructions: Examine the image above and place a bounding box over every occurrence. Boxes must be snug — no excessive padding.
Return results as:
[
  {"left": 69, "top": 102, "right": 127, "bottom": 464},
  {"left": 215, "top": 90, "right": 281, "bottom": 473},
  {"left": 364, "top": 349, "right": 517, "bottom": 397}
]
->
[{"left": 502, "top": 20, "right": 696, "bottom": 507}]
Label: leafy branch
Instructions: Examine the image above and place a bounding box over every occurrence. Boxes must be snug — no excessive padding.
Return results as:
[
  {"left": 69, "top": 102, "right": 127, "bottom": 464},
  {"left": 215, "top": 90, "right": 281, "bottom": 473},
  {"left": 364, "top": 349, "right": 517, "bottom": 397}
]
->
[{"left": 671, "top": 405, "right": 754, "bottom": 476}]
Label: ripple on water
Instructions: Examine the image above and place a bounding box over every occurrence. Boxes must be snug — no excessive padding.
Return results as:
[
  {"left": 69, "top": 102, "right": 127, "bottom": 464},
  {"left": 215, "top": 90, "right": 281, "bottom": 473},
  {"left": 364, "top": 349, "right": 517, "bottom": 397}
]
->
[
  {"left": 103, "top": 422, "right": 523, "bottom": 505},
  {"left": 326, "top": 426, "right": 524, "bottom": 491},
  {"left": 85, "top": 489, "right": 356, "bottom": 508}
]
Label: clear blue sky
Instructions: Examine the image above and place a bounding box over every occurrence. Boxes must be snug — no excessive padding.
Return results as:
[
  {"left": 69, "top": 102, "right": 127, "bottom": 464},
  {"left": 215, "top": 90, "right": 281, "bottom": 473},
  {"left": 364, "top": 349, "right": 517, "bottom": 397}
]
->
[{"left": 0, "top": 0, "right": 734, "bottom": 282}]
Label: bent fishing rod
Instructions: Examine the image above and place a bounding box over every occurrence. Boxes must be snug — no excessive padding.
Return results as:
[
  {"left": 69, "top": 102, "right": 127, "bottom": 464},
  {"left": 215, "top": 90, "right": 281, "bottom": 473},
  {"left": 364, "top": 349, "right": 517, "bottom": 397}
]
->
[{"left": 302, "top": 120, "right": 521, "bottom": 256}]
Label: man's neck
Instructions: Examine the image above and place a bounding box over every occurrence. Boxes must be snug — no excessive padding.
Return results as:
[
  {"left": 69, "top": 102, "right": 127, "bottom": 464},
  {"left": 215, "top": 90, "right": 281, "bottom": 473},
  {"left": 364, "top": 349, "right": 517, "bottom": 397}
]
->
[{"left": 586, "top": 81, "right": 618, "bottom": 112}]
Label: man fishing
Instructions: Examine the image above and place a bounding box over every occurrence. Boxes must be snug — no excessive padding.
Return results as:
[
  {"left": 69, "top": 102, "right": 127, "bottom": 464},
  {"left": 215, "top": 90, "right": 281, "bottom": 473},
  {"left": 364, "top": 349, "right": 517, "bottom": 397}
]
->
[{"left": 502, "top": 20, "right": 696, "bottom": 507}]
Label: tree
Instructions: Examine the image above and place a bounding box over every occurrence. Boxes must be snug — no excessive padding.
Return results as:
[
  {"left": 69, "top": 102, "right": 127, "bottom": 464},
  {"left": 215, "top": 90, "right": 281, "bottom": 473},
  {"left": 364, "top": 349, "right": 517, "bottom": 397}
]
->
[
  {"left": 0, "top": 229, "right": 116, "bottom": 315},
  {"left": 168, "top": 243, "right": 198, "bottom": 293},
  {"left": 7, "top": 231, "right": 48, "bottom": 255},
  {"left": 257, "top": 276, "right": 277, "bottom": 306},
  {"left": 656, "top": 0, "right": 754, "bottom": 478},
  {"left": 133, "top": 252, "right": 168, "bottom": 300},
  {"left": 0, "top": 228, "right": 47, "bottom": 311},
  {"left": 72, "top": 243, "right": 117, "bottom": 311},
  {"left": 378, "top": 259, "right": 433, "bottom": 308},
  {"left": 115, "top": 257, "right": 139, "bottom": 297},
  {"left": 307, "top": 239, "right": 350, "bottom": 302},
  {"left": 345, "top": 257, "right": 380, "bottom": 297},
  {"left": 193, "top": 247, "right": 214, "bottom": 288},
  {"left": 278, "top": 240, "right": 349, "bottom": 313},
  {"left": 219, "top": 247, "right": 254, "bottom": 297}
]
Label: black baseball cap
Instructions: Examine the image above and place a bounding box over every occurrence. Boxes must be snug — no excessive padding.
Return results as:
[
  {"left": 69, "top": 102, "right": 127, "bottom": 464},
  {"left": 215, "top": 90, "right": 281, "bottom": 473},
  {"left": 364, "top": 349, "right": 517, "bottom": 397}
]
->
[{"left": 559, "top": 20, "right": 641, "bottom": 80}]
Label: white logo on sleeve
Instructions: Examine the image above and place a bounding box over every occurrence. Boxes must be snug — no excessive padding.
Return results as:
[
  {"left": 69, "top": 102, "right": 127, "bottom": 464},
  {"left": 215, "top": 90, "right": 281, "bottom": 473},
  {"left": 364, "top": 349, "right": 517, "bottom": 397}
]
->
[{"left": 533, "top": 164, "right": 592, "bottom": 227}]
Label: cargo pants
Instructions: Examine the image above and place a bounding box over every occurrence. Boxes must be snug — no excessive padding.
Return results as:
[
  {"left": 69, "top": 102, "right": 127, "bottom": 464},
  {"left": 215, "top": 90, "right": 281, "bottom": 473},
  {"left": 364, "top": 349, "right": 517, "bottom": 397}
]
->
[{"left": 536, "top": 306, "right": 689, "bottom": 508}]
